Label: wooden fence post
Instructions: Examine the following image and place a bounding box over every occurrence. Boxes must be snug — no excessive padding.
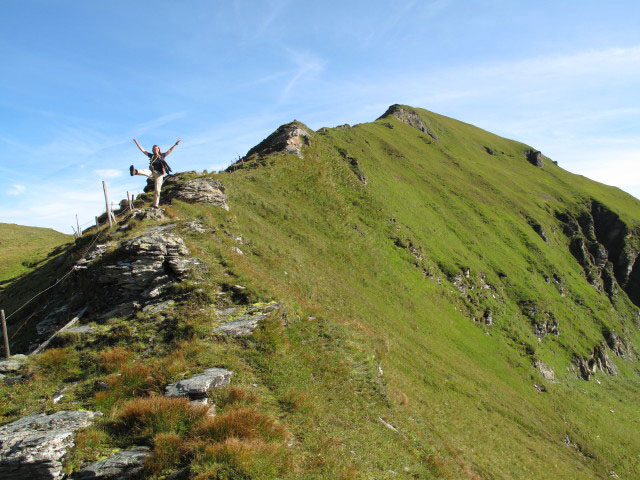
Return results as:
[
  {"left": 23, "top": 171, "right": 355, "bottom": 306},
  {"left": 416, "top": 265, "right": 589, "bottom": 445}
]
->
[
  {"left": 1, "top": 309, "right": 10, "bottom": 360},
  {"left": 76, "top": 214, "right": 81, "bottom": 237},
  {"left": 95, "top": 216, "right": 99, "bottom": 227},
  {"left": 102, "top": 181, "right": 113, "bottom": 228}
]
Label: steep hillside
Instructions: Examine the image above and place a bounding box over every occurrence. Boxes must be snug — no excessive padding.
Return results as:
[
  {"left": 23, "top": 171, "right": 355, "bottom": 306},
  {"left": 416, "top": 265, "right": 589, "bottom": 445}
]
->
[
  {"left": 1, "top": 105, "right": 640, "bottom": 480},
  {"left": 0, "top": 223, "right": 71, "bottom": 289}
]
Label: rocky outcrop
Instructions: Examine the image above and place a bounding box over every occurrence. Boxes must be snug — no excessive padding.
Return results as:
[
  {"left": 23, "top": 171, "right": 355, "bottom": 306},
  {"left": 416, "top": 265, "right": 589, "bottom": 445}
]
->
[
  {"left": 0, "top": 410, "right": 101, "bottom": 480},
  {"left": 213, "top": 303, "right": 282, "bottom": 337},
  {"left": 519, "top": 301, "right": 559, "bottom": 338},
  {"left": 132, "top": 207, "right": 168, "bottom": 221},
  {"left": 526, "top": 217, "right": 549, "bottom": 243},
  {"left": 72, "top": 446, "right": 150, "bottom": 480},
  {"left": 556, "top": 200, "right": 640, "bottom": 305},
  {"left": 245, "top": 121, "right": 311, "bottom": 160},
  {"left": 378, "top": 105, "right": 438, "bottom": 140},
  {"left": 337, "top": 148, "right": 367, "bottom": 185},
  {"left": 574, "top": 342, "right": 618, "bottom": 380},
  {"left": 604, "top": 330, "right": 632, "bottom": 359},
  {"left": 166, "top": 177, "right": 229, "bottom": 210},
  {"left": 15, "top": 225, "right": 208, "bottom": 350},
  {"left": 142, "top": 173, "right": 229, "bottom": 210},
  {"left": 93, "top": 226, "right": 204, "bottom": 298},
  {"left": 534, "top": 360, "right": 555, "bottom": 380},
  {"left": 165, "top": 368, "right": 233, "bottom": 401},
  {"left": 526, "top": 150, "right": 544, "bottom": 168}
]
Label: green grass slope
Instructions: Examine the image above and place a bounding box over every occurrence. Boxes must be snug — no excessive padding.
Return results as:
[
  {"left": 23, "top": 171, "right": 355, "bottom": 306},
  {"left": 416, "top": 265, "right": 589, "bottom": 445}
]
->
[
  {"left": 0, "top": 223, "right": 70, "bottom": 289},
  {"left": 1, "top": 106, "right": 639, "bottom": 479}
]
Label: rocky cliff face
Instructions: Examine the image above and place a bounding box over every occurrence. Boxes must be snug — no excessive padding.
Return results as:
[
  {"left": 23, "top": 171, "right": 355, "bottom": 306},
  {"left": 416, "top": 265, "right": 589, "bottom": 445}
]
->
[{"left": 557, "top": 199, "right": 640, "bottom": 305}]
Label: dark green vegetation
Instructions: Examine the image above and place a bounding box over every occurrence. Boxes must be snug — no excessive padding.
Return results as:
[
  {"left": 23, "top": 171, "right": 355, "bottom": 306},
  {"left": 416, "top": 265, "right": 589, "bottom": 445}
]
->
[
  {"left": 0, "top": 223, "right": 70, "bottom": 289},
  {"left": 2, "top": 105, "right": 640, "bottom": 479}
]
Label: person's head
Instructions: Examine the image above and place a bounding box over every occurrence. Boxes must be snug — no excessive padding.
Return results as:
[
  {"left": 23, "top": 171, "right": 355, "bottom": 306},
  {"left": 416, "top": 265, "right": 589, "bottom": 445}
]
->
[{"left": 152, "top": 145, "right": 161, "bottom": 155}]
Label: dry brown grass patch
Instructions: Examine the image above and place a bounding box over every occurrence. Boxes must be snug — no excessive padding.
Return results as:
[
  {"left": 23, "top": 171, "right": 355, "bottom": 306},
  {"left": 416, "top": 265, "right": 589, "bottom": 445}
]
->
[
  {"left": 194, "top": 407, "right": 287, "bottom": 443},
  {"left": 192, "top": 438, "right": 290, "bottom": 480},
  {"left": 34, "top": 347, "right": 74, "bottom": 375},
  {"left": 113, "top": 396, "right": 209, "bottom": 443},
  {"left": 99, "top": 346, "right": 133, "bottom": 372},
  {"left": 210, "top": 386, "right": 259, "bottom": 410},
  {"left": 145, "top": 432, "right": 184, "bottom": 476}
]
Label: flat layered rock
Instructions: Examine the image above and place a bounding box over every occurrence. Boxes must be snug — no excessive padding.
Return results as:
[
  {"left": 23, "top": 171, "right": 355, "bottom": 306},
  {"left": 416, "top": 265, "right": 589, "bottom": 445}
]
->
[
  {"left": 0, "top": 356, "right": 26, "bottom": 373},
  {"left": 165, "top": 368, "right": 232, "bottom": 400},
  {"left": 172, "top": 178, "right": 229, "bottom": 210},
  {"left": 65, "top": 325, "right": 94, "bottom": 334},
  {"left": 72, "top": 446, "right": 150, "bottom": 480},
  {"left": 0, "top": 410, "right": 101, "bottom": 480},
  {"left": 213, "top": 303, "right": 281, "bottom": 337}
]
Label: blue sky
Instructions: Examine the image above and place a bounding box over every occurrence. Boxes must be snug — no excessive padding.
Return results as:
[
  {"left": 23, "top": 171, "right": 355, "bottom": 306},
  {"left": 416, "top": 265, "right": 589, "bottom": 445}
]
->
[{"left": 2, "top": 1, "right": 639, "bottom": 233}]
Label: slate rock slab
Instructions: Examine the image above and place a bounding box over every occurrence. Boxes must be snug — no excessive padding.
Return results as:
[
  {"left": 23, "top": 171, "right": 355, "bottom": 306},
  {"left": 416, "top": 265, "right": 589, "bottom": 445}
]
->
[
  {"left": 165, "top": 368, "right": 232, "bottom": 400},
  {"left": 172, "top": 178, "right": 229, "bottom": 210},
  {"left": 213, "top": 303, "right": 281, "bottom": 337},
  {"left": 65, "top": 326, "right": 95, "bottom": 335},
  {"left": 0, "top": 410, "right": 102, "bottom": 480},
  {"left": 72, "top": 446, "right": 150, "bottom": 480},
  {"left": 0, "top": 359, "right": 25, "bottom": 374}
]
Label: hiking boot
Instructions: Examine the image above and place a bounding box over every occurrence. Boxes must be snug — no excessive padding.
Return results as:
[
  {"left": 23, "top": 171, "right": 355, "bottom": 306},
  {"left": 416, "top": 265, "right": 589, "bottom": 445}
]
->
[{"left": 129, "top": 165, "right": 135, "bottom": 176}]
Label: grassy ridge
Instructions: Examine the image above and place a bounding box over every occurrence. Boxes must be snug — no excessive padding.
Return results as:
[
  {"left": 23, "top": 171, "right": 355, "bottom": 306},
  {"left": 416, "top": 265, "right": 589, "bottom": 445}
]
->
[
  {"left": 212, "top": 107, "right": 640, "bottom": 478},
  {"left": 0, "top": 223, "right": 70, "bottom": 289},
  {"left": 1, "top": 106, "right": 639, "bottom": 478}
]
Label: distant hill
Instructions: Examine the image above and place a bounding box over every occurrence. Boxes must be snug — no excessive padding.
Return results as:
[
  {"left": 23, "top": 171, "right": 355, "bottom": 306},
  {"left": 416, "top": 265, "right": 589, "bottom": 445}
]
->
[
  {"left": 1, "top": 105, "right": 640, "bottom": 479},
  {"left": 0, "top": 223, "right": 71, "bottom": 288}
]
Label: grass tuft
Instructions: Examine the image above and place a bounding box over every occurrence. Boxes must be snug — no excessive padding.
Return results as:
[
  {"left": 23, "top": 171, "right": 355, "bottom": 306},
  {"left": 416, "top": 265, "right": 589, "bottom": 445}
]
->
[
  {"left": 112, "top": 396, "right": 209, "bottom": 443},
  {"left": 193, "top": 407, "right": 288, "bottom": 443}
]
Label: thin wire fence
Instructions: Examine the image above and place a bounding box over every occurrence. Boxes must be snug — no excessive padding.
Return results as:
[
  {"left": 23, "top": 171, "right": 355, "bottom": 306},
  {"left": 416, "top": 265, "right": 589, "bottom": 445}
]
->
[{"left": 4, "top": 199, "right": 135, "bottom": 339}]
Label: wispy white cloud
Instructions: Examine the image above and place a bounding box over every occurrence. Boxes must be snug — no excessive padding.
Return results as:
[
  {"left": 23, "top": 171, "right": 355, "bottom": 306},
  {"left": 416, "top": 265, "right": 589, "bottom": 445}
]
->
[
  {"left": 94, "top": 169, "right": 123, "bottom": 179},
  {"left": 279, "top": 50, "right": 326, "bottom": 103},
  {"left": 7, "top": 184, "right": 26, "bottom": 195},
  {"left": 134, "top": 112, "right": 186, "bottom": 136}
]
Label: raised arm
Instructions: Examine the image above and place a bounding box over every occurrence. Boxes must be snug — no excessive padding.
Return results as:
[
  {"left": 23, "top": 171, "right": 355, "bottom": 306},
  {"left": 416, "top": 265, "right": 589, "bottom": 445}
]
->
[
  {"left": 133, "top": 138, "right": 148, "bottom": 155},
  {"left": 164, "top": 138, "right": 181, "bottom": 156}
]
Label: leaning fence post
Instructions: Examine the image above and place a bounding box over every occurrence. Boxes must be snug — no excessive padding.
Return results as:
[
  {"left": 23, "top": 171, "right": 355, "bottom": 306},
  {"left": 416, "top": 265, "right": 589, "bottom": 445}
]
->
[
  {"left": 102, "top": 181, "right": 113, "bottom": 228},
  {"left": 1, "top": 309, "right": 10, "bottom": 360}
]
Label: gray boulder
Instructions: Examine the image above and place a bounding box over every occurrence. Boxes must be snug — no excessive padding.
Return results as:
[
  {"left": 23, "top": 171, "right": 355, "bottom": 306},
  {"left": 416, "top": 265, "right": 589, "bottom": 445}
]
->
[
  {"left": 0, "top": 410, "right": 101, "bottom": 480},
  {"left": 72, "top": 446, "right": 150, "bottom": 480},
  {"left": 165, "top": 368, "right": 232, "bottom": 401}
]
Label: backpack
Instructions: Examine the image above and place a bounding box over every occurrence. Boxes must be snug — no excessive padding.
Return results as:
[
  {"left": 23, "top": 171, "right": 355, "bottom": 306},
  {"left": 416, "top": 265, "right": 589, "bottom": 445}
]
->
[{"left": 150, "top": 155, "right": 172, "bottom": 174}]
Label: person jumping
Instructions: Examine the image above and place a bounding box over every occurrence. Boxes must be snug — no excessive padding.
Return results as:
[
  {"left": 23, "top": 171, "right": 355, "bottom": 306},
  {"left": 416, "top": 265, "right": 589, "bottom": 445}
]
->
[{"left": 130, "top": 138, "right": 180, "bottom": 208}]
